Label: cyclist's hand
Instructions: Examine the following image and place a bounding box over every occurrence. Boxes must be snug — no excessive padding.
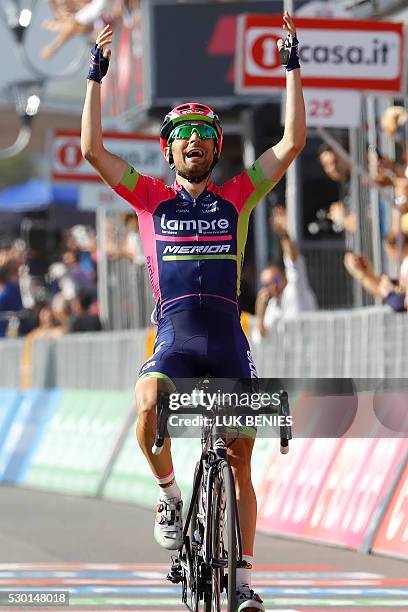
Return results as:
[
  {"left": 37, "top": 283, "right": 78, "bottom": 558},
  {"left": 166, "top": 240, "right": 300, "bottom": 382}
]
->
[
  {"left": 96, "top": 24, "right": 113, "bottom": 59},
  {"left": 282, "top": 11, "right": 296, "bottom": 38},
  {"left": 277, "top": 12, "right": 300, "bottom": 71},
  {"left": 88, "top": 25, "right": 112, "bottom": 83}
]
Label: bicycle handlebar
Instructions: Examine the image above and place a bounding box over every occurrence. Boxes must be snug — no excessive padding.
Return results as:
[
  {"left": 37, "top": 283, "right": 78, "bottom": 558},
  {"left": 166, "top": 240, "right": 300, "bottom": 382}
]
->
[
  {"left": 152, "top": 391, "right": 170, "bottom": 456},
  {"left": 152, "top": 387, "right": 292, "bottom": 455},
  {"left": 278, "top": 390, "right": 292, "bottom": 454}
]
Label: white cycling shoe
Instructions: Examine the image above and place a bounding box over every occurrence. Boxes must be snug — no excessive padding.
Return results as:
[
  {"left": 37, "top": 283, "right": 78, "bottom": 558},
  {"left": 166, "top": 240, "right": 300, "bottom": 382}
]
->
[
  {"left": 236, "top": 584, "right": 265, "bottom": 611},
  {"left": 154, "top": 497, "right": 183, "bottom": 550}
]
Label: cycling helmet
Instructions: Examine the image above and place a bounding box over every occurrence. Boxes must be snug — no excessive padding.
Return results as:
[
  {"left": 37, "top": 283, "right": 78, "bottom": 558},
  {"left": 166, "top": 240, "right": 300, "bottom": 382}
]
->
[{"left": 160, "top": 102, "right": 223, "bottom": 159}]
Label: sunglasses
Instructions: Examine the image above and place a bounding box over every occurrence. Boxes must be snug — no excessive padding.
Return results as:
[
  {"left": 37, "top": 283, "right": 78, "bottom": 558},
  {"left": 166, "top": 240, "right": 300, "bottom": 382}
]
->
[
  {"left": 168, "top": 123, "right": 218, "bottom": 144},
  {"left": 263, "top": 275, "right": 283, "bottom": 287}
]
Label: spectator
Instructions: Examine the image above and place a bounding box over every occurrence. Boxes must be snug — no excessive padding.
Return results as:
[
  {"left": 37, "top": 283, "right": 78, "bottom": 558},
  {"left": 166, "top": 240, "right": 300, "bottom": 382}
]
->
[
  {"left": 0, "top": 260, "right": 23, "bottom": 337},
  {"left": 51, "top": 292, "right": 73, "bottom": 332},
  {"left": 67, "top": 225, "right": 97, "bottom": 275},
  {"left": 318, "top": 144, "right": 356, "bottom": 240},
  {"left": 319, "top": 144, "right": 350, "bottom": 185},
  {"left": 344, "top": 234, "right": 408, "bottom": 312},
  {"left": 376, "top": 105, "right": 408, "bottom": 184},
  {"left": 68, "top": 292, "right": 102, "bottom": 332},
  {"left": 60, "top": 250, "right": 97, "bottom": 300},
  {"left": 381, "top": 105, "right": 407, "bottom": 140},
  {"left": 121, "top": 213, "right": 144, "bottom": 264},
  {"left": 394, "top": 178, "right": 408, "bottom": 210},
  {"left": 253, "top": 207, "right": 317, "bottom": 342},
  {"left": 26, "top": 303, "right": 65, "bottom": 340},
  {"left": 41, "top": 0, "right": 122, "bottom": 60}
]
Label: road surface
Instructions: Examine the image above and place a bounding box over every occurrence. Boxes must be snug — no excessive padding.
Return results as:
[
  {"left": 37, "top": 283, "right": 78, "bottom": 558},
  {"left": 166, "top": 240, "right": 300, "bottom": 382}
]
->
[{"left": 0, "top": 486, "right": 407, "bottom": 611}]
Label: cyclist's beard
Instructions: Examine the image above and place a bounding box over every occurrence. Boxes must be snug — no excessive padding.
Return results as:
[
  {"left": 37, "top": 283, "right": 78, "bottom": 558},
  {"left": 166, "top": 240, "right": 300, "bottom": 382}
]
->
[{"left": 176, "top": 156, "right": 213, "bottom": 179}]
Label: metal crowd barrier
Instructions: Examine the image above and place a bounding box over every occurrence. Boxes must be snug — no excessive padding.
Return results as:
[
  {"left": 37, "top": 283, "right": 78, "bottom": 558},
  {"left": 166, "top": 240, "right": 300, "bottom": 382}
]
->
[
  {"left": 0, "top": 338, "right": 24, "bottom": 388},
  {"left": 0, "top": 306, "right": 406, "bottom": 390},
  {"left": 31, "top": 330, "right": 147, "bottom": 390},
  {"left": 251, "top": 306, "right": 401, "bottom": 379}
]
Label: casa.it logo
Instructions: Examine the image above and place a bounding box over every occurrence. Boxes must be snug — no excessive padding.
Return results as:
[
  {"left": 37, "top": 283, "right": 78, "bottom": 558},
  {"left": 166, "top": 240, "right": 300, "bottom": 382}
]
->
[
  {"left": 207, "top": 17, "right": 281, "bottom": 81},
  {"left": 250, "top": 33, "right": 282, "bottom": 70}
]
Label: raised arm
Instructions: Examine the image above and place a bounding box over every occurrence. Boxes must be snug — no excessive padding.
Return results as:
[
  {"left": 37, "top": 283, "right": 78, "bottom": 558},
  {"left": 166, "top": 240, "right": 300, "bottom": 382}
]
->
[
  {"left": 344, "top": 252, "right": 383, "bottom": 298},
  {"left": 257, "top": 12, "right": 306, "bottom": 184},
  {"left": 272, "top": 205, "right": 299, "bottom": 261},
  {"left": 81, "top": 25, "right": 127, "bottom": 188}
]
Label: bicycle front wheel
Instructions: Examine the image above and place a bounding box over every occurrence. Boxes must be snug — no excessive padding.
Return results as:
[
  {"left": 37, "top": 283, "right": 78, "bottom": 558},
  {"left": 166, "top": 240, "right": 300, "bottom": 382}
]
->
[{"left": 210, "top": 460, "right": 237, "bottom": 612}]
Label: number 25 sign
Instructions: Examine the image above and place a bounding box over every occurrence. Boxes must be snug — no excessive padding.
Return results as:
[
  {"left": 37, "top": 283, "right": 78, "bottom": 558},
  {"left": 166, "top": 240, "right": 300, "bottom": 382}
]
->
[{"left": 281, "top": 89, "right": 362, "bottom": 128}]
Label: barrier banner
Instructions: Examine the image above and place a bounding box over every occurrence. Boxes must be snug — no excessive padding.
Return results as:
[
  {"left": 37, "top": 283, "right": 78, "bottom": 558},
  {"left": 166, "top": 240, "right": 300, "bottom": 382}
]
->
[
  {"left": 256, "top": 438, "right": 341, "bottom": 535},
  {"left": 23, "top": 390, "right": 133, "bottom": 495},
  {"left": 103, "top": 429, "right": 201, "bottom": 508},
  {"left": 371, "top": 459, "right": 408, "bottom": 560},
  {"left": 0, "top": 390, "right": 62, "bottom": 484},
  {"left": 304, "top": 438, "right": 408, "bottom": 550},
  {"left": 0, "top": 390, "right": 20, "bottom": 453},
  {"left": 104, "top": 417, "right": 273, "bottom": 508}
]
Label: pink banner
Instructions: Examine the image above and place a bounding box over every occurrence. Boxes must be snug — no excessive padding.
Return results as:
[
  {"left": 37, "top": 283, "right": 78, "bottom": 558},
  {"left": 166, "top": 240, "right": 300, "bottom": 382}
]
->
[
  {"left": 256, "top": 438, "right": 341, "bottom": 535},
  {"left": 303, "top": 438, "right": 408, "bottom": 549},
  {"left": 372, "top": 459, "right": 408, "bottom": 559}
]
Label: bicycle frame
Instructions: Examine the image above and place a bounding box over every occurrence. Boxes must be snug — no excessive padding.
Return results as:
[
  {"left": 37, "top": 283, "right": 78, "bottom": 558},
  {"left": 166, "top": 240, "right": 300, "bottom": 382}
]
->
[
  {"left": 167, "top": 405, "right": 243, "bottom": 611},
  {"left": 158, "top": 385, "right": 292, "bottom": 611}
]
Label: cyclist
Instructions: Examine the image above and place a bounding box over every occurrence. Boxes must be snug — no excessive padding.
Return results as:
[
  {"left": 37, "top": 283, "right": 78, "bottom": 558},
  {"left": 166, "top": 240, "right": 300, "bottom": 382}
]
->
[{"left": 81, "top": 11, "right": 305, "bottom": 611}]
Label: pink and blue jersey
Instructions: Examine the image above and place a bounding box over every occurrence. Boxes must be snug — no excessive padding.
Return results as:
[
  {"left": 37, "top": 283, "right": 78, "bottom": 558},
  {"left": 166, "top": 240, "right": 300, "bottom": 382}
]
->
[{"left": 113, "top": 161, "right": 275, "bottom": 321}]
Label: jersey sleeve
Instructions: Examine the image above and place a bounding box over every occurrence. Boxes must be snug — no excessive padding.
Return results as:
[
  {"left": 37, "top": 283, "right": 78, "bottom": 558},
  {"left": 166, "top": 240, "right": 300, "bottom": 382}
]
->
[
  {"left": 112, "top": 163, "right": 165, "bottom": 215},
  {"left": 220, "top": 160, "right": 276, "bottom": 215}
]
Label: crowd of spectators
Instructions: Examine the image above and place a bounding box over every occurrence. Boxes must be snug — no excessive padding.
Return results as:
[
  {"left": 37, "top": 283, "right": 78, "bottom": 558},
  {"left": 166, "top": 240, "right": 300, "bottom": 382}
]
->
[
  {"left": 2, "top": 97, "right": 407, "bottom": 342},
  {"left": 253, "top": 101, "right": 408, "bottom": 333},
  {"left": 342, "top": 104, "right": 408, "bottom": 312},
  {"left": 0, "top": 224, "right": 101, "bottom": 339}
]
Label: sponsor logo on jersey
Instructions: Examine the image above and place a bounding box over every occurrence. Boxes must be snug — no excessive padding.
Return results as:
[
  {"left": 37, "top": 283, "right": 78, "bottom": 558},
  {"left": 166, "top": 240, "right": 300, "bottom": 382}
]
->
[
  {"left": 163, "top": 244, "right": 231, "bottom": 254},
  {"left": 160, "top": 215, "right": 229, "bottom": 234},
  {"left": 176, "top": 205, "right": 190, "bottom": 213},
  {"left": 246, "top": 350, "right": 258, "bottom": 379},
  {"left": 153, "top": 340, "right": 166, "bottom": 354},
  {"left": 146, "top": 256, "right": 155, "bottom": 286},
  {"left": 202, "top": 200, "right": 219, "bottom": 214},
  {"left": 176, "top": 197, "right": 190, "bottom": 207},
  {"left": 141, "top": 360, "right": 156, "bottom": 373}
]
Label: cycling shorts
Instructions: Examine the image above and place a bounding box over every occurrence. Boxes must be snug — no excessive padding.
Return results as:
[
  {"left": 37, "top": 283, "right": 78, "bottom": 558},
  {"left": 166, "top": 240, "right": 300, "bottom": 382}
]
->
[
  {"left": 138, "top": 309, "right": 259, "bottom": 439},
  {"left": 138, "top": 309, "right": 258, "bottom": 385}
]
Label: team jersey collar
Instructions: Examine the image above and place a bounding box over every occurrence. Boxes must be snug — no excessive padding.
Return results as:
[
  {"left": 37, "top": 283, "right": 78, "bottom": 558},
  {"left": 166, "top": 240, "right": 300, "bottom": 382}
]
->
[{"left": 173, "top": 180, "right": 215, "bottom": 202}]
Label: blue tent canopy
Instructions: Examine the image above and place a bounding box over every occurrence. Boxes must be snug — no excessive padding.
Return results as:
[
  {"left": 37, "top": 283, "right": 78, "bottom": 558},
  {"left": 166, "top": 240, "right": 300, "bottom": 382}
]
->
[{"left": 0, "top": 179, "right": 78, "bottom": 212}]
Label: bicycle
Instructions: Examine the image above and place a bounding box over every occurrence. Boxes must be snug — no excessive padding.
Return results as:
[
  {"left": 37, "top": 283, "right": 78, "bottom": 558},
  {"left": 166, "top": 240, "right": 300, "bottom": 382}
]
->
[{"left": 152, "top": 381, "right": 292, "bottom": 612}]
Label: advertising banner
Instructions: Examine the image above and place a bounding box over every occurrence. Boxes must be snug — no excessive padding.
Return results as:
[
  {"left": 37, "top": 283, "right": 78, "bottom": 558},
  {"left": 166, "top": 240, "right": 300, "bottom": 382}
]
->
[
  {"left": 303, "top": 438, "right": 408, "bottom": 550},
  {"left": 103, "top": 429, "right": 201, "bottom": 508},
  {"left": 51, "top": 131, "right": 165, "bottom": 183},
  {"left": 0, "top": 390, "right": 62, "bottom": 484},
  {"left": 256, "top": 438, "right": 341, "bottom": 535},
  {"left": 23, "top": 390, "right": 133, "bottom": 495},
  {"left": 236, "top": 16, "right": 405, "bottom": 93},
  {"left": 372, "top": 459, "right": 408, "bottom": 560},
  {"left": 0, "top": 390, "right": 20, "bottom": 453}
]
